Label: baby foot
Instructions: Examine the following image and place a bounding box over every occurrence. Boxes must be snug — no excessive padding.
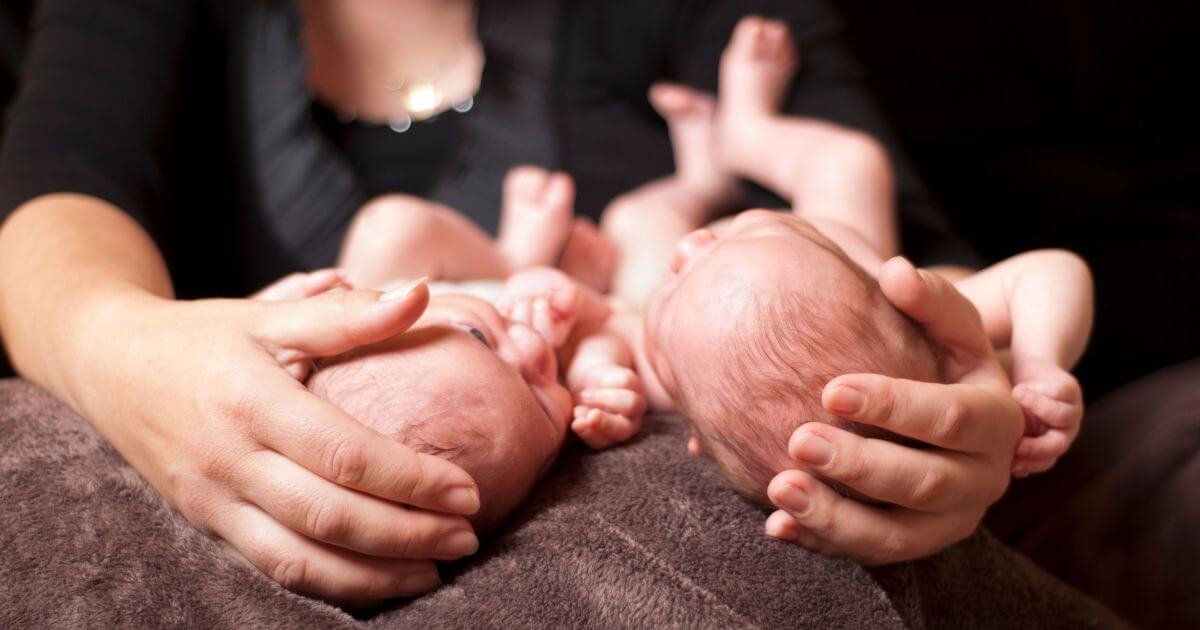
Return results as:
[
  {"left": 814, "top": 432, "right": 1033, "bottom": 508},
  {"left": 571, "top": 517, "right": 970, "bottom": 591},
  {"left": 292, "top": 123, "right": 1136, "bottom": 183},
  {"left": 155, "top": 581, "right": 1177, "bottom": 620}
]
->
[
  {"left": 1010, "top": 357, "right": 1084, "bottom": 477},
  {"left": 648, "top": 82, "right": 737, "bottom": 205},
  {"left": 558, "top": 218, "right": 617, "bottom": 294},
  {"left": 572, "top": 364, "right": 646, "bottom": 449},
  {"left": 497, "top": 266, "right": 583, "bottom": 348},
  {"left": 251, "top": 268, "right": 350, "bottom": 301},
  {"left": 497, "top": 166, "right": 576, "bottom": 271},
  {"left": 715, "top": 16, "right": 799, "bottom": 172}
]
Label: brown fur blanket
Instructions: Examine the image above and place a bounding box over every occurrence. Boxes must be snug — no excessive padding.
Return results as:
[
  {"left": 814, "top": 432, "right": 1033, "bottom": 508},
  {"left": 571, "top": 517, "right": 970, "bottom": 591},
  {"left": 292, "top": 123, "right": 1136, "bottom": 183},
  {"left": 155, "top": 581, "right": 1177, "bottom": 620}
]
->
[{"left": 0, "top": 379, "right": 1123, "bottom": 628}]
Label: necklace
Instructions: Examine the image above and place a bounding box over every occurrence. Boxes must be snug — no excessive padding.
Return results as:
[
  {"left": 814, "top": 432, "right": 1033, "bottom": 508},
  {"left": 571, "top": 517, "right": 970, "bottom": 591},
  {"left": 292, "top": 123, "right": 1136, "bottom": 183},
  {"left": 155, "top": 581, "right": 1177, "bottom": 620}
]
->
[{"left": 348, "top": 39, "right": 483, "bottom": 133}]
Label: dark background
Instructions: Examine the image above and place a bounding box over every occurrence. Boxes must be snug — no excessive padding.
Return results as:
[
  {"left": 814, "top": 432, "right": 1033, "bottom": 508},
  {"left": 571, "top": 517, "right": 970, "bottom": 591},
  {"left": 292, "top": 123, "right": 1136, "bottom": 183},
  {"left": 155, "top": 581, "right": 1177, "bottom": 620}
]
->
[
  {"left": 2, "top": 0, "right": 1197, "bottom": 398},
  {"left": 830, "top": 0, "right": 1200, "bottom": 398}
]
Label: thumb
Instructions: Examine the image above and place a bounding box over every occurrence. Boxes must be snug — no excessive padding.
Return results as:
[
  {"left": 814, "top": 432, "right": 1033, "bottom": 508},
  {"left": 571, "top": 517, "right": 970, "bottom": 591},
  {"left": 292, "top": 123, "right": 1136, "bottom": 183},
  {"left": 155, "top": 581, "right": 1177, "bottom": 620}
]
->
[
  {"left": 254, "top": 277, "right": 430, "bottom": 360},
  {"left": 878, "top": 257, "right": 1002, "bottom": 382}
]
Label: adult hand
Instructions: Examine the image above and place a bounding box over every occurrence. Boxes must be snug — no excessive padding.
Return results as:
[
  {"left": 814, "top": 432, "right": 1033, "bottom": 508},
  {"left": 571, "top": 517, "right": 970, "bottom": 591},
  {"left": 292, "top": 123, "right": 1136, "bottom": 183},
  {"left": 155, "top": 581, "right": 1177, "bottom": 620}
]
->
[
  {"left": 764, "top": 257, "right": 1024, "bottom": 565},
  {"left": 74, "top": 280, "right": 482, "bottom": 599}
]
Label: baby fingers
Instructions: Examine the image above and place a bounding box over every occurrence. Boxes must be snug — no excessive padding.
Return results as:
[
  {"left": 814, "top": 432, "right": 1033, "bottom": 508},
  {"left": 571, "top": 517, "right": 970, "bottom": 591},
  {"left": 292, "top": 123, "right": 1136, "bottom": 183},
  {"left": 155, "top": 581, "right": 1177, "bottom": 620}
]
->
[
  {"left": 578, "top": 387, "right": 646, "bottom": 421},
  {"left": 579, "top": 365, "right": 640, "bottom": 391},
  {"left": 1011, "top": 431, "right": 1071, "bottom": 476},
  {"left": 572, "top": 406, "right": 640, "bottom": 448}
]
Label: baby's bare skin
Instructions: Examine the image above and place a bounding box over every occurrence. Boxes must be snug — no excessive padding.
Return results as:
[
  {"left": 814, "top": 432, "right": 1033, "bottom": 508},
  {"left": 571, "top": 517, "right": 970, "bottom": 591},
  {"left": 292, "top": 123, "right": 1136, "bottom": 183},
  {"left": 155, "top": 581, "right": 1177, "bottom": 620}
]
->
[
  {"left": 597, "top": 15, "right": 1093, "bottom": 477},
  {"left": 338, "top": 166, "right": 615, "bottom": 292}
]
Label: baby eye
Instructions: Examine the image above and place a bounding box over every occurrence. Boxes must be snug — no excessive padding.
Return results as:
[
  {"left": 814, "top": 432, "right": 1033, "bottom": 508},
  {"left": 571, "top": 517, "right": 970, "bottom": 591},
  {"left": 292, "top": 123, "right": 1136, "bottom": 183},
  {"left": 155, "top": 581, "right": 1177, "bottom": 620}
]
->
[{"left": 460, "top": 324, "right": 491, "bottom": 348}]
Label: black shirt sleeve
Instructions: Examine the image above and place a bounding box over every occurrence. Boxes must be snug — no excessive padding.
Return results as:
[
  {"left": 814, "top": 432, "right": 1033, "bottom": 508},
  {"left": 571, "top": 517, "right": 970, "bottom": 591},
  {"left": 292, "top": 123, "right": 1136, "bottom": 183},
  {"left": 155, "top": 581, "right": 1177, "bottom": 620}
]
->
[
  {"left": 0, "top": 0, "right": 192, "bottom": 226},
  {"left": 667, "top": 0, "right": 982, "bottom": 267}
]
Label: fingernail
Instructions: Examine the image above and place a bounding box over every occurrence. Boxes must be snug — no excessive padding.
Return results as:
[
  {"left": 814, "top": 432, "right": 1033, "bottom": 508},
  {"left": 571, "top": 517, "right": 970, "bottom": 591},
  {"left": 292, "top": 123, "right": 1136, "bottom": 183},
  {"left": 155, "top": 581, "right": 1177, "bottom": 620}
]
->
[
  {"left": 826, "top": 385, "right": 865, "bottom": 414},
  {"left": 398, "top": 569, "right": 441, "bottom": 594},
  {"left": 381, "top": 276, "right": 428, "bottom": 302},
  {"left": 441, "top": 485, "right": 480, "bottom": 515},
  {"left": 793, "top": 433, "right": 834, "bottom": 466},
  {"left": 437, "top": 529, "right": 480, "bottom": 558},
  {"left": 777, "top": 482, "right": 810, "bottom": 514}
]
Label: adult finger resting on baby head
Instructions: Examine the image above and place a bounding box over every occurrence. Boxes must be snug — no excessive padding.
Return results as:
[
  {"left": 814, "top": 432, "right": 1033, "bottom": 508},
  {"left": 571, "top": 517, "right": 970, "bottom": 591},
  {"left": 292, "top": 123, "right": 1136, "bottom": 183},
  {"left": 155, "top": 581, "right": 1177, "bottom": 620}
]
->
[
  {"left": 214, "top": 503, "right": 443, "bottom": 600},
  {"left": 252, "top": 280, "right": 430, "bottom": 362},
  {"left": 767, "top": 470, "right": 975, "bottom": 565},
  {"left": 878, "top": 257, "right": 999, "bottom": 379},
  {"left": 822, "top": 374, "right": 1021, "bottom": 455},
  {"left": 233, "top": 449, "right": 478, "bottom": 560},
  {"left": 787, "top": 422, "right": 992, "bottom": 512},
  {"left": 243, "top": 375, "right": 480, "bottom": 516}
]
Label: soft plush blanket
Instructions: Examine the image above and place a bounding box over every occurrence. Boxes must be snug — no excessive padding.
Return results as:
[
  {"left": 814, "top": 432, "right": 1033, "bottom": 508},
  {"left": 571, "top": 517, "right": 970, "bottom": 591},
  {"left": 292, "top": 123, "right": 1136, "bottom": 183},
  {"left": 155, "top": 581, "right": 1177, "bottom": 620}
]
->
[{"left": 0, "top": 379, "right": 1123, "bottom": 628}]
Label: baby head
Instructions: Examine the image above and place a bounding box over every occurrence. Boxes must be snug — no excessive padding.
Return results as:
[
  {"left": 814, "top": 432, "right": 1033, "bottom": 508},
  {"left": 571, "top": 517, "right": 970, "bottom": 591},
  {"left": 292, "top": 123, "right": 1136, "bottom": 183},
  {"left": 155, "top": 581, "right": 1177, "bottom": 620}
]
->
[
  {"left": 643, "top": 210, "right": 937, "bottom": 503},
  {"left": 308, "top": 293, "right": 573, "bottom": 533}
]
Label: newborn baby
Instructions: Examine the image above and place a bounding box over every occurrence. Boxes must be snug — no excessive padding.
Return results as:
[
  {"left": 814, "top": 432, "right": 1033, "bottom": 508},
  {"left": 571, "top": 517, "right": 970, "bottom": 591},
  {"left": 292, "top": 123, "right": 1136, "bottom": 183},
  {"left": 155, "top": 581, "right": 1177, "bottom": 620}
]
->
[
  {"left": 253, "top": 167, "right": 645, "bottom": 533},
  {"left": 637, "top": 211, "right": 937, "bottom": 502},
  {"left": 308, "top": 289, "right": 568, "bottom": 533},
  {"left": 601, "top": 16, "right": 1092, "bottom": 497}
]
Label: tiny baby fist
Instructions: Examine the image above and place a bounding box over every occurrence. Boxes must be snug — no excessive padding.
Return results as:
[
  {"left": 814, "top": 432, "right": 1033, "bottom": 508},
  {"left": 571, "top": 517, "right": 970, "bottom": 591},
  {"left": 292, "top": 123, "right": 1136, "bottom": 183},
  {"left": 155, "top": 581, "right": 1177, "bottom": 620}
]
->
[{"left": 572, "top": 405, "right": 640, "bottom": 449}]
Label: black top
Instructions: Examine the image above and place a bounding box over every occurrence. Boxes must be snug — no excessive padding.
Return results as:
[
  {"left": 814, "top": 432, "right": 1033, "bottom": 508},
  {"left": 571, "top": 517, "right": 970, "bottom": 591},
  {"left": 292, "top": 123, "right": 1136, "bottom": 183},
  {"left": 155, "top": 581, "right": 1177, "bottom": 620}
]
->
[
  {"left": 0, "top": 0, "right": 975, "bottom": 297},
  {"left": 310, "top": 101, "right": 468, "bottom": 200}
]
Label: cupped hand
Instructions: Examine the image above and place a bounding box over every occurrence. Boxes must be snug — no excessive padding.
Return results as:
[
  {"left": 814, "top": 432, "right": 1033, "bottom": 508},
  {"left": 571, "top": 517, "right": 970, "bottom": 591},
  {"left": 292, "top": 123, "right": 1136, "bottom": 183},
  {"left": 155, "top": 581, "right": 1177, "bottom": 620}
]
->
[
  {"left": 78, "top": 280, "right": 482, "bottom": 599},
  {"left": 764, "top": 257, "right": 1024, "bottom": 565}
]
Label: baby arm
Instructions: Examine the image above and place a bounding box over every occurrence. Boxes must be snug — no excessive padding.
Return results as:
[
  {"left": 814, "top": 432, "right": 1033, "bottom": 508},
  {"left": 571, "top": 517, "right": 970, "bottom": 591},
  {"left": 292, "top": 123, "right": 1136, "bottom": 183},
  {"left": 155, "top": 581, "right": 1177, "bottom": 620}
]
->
[
  {"left": 949, "top": 249, "right": 1094, "bottom": 476},
  {"left": 500, "top": 267, "right": 647, "bottom": 448},
  {"left": 561, "top": 320, "right": 646, "bottom": 449}
]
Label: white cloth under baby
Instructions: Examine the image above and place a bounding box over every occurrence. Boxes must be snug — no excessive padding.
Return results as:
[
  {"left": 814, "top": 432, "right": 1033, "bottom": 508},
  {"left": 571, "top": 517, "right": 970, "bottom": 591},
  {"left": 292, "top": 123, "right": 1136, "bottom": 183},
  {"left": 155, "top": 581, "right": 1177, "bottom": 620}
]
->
[{"left": 427, "top": 279, "right": 504, "bottom": 305}]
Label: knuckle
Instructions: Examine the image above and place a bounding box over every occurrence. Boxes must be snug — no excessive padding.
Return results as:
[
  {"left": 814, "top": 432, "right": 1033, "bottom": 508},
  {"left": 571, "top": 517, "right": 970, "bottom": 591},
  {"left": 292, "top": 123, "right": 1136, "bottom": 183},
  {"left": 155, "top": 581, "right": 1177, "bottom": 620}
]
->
[
  {"left": 304, "top": 498, "right": 350, "bottom": 542},
  {"left": 910, "top": 467, "right": 948, "bottom": 507},
  {"left": 935, "top": 401, "right": 970, "bottom": 444},
  {"left": 175, "top": 482, "right": 220, "bottom": 529},
  {"left": 874, "top": 531, "right": 911, "bottom": 564},
  {"left": 322, "top": 437, "right": 368, "bottom": 487},
  {"left": 207, "top": 374, "right": 266, "bottom": 431},
  {"left": 267, "top": 551, "right": 311, "bottom": 591},
  {"left": 840, "top": 450, "right": 872, "bottom": 486},
  {"left": 196, "top": 443, "right": 236, "bottom": 482},
  {"left": 392, "top": 455, "right": 429, "bottom": 501}
]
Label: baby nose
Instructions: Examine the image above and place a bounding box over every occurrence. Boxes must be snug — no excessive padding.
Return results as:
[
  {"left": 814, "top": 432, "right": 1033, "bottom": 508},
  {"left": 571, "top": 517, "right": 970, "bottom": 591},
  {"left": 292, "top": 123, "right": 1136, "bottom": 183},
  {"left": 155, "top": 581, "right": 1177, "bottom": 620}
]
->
[
  {"left": 669, "top": 229, "right": 717, "bottom": 274},
  {"left": 506, "top": 322, "right": 558, "bottom": 382}
]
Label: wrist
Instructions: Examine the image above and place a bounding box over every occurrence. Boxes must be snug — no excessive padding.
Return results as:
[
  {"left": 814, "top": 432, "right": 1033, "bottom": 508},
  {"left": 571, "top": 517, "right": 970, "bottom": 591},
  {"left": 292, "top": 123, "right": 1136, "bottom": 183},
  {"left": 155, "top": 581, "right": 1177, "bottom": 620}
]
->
[{"left": 42, "top": 283, "right": 171, "bottom": 417}]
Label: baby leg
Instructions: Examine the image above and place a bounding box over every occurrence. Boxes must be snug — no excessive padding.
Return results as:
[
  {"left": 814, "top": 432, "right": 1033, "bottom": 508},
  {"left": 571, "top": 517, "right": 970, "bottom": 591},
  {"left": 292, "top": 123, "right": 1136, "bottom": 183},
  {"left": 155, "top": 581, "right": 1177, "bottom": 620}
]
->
[
  {"left": 601, "top": 83, "right": 736, "bottom": 306},
  {"left": 339, "top": 194, "right": 509, "bottom": 288},
  {"left": 556, "top": 217, "right": 618, "bottom": 294},
  {"left": 496, "top": 166, "right": 576, "bottom": 271},
  {"left": 715, "top": 16, "right": 898, "bottom": 257}
]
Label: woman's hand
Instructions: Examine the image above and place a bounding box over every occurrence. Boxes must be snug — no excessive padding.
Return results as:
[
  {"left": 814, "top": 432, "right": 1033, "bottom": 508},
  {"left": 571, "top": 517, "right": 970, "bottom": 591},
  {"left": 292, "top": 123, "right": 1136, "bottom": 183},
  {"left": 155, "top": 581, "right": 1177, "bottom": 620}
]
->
[
  {"left": 764, "top": 257, "right": 1024, "bottom": 565},
  {"left": 74, "top": 281, "right": 482, "bottom": 599}
]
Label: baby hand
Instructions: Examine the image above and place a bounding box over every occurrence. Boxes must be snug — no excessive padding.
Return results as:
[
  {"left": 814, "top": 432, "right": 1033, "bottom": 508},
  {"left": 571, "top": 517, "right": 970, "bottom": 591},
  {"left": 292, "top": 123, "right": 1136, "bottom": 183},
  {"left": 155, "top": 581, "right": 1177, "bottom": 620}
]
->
[
  {"left": 250, "top": 268, "right": 351, "bottom": 301},
  {"left": 572, "top": 364, "right": 646, "bottom": 449},
  {"left": 497, "top": 267, "right": 582, "bottom": 347},
  {"left": 1010, "top": 357, "right": 1084, "bottom": 477}
]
